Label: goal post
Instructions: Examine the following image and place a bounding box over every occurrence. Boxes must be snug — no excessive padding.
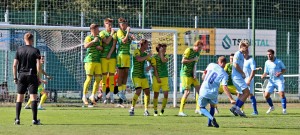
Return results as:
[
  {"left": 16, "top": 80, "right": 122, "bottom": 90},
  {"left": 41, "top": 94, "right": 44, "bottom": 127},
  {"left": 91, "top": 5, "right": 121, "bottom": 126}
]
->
[{"left": 0, "top": 24, "right": 179, "bottom": 106}]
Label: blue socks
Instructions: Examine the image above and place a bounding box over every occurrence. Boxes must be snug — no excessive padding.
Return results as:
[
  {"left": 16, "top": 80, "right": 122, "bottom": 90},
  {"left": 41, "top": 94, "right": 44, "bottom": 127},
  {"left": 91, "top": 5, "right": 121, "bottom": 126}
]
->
[
  {"left": 235, "top": 99, "right": 244, "bottom": 108},
  {"left": 208, "top": 107, "right": 215, "bottom": 125},
  {"left": 281, "top": 97, "right": 286, "bottom": 109},
  {"left": 266, "top": 97, "right": 273, "bottom": 107},
  {"left": 250, "top": 96, "right": 258, "bottom": 113}
]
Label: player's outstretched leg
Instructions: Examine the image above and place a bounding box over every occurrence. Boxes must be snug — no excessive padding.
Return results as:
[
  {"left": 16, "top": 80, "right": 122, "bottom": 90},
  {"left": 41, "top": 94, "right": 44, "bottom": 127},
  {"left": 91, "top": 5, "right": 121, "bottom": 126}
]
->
[{"left": 200, "top": 107, "right": 219, "bottom": 128}]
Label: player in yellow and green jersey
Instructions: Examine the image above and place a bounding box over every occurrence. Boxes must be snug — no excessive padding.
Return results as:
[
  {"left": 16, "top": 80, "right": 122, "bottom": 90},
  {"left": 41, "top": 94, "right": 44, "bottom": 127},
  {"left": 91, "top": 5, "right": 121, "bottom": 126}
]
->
[
  {"left": 116, "top": 17, "right": 134, "bottom": 105},
  {"left": 178, "top": 40, "right": 203, "bottom": 117},
  {"left": 151, "top": 43, "right": 169, "bottom": 116},
  {"left": 129, "top": 39, "right": 152, "bottom": 116},
  {"left": 215, "top": 53, "right": 237, "bottom": 114},
  {"left": 24, "top": 55, "right": 52, "bottom": 110},
  {"left": 99, "top": 18, "right": 117, "bottom": 104},
  {"left": 218, "top": 53, "right": 238, "bottom": 95},
  {"left": 82, "top": 24, "right": 103, "bottom": 106}
]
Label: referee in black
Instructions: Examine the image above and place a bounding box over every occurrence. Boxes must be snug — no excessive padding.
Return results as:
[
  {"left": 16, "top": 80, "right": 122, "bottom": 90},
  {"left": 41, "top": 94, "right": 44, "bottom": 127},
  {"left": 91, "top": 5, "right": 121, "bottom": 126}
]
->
[{"left": 13, "top": 32, "right": 41, "bottom": 125}]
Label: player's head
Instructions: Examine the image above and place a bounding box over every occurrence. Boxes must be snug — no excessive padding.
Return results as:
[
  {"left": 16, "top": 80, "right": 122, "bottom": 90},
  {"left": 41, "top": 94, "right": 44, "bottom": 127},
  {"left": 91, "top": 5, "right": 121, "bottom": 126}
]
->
[
  {"left": 267, "top": 49, "right": 275, "bottom": 61},
  {"left": 193, "top": 40, "right": 203, "bottom": 52},
  {"left": 217, "top": 56, "right": 227, "bottom": 68},
  {"left": 239, "top": 40, "right": 249, "bottom": 53},
  {"left": 90, "top": 23, "right": 100, "bottom": 35},
  {"left": 40, "top": 55, "right": 45, "bottom": 64},
  {"left": 230, "top": 53, "right": 234, "bottom": 63},
  {"left": 156, "top": 43, "right": 167, "bottom": 54},
  {"left": 104, "top": 18, "right": 113, "bottom": 30},
  {"left": 24, "top": 32, "right": 34, "bottom": 45},
  {"left": 118, "top": 17, "right": 128, "bottom": 30},
  {"left": 139, "top": 39, "right": 148, "bottom": 50}
]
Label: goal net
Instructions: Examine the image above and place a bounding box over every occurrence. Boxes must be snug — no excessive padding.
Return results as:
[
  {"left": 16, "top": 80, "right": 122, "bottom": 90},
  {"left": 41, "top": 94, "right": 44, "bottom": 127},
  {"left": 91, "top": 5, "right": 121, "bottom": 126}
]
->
[{"left": 0, "top": 24, "right": 182, "bottom": 106}]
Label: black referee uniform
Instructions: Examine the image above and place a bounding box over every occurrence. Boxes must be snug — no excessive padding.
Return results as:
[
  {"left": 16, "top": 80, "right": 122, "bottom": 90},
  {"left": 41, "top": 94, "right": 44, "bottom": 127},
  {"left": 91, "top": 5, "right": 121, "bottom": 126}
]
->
[{"left": 14, "top": 44, "right": 41, "bottom": 125}]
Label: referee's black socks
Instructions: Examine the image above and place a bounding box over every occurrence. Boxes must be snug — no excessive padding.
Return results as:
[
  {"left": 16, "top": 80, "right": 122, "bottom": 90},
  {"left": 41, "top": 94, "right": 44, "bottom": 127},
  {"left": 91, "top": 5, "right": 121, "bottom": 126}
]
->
[
  {"left": 31, "top": 101, "right": 38, "bottom": 121},
  {"left": 16, "top": 102, "right": 22, "bottom": 120}
]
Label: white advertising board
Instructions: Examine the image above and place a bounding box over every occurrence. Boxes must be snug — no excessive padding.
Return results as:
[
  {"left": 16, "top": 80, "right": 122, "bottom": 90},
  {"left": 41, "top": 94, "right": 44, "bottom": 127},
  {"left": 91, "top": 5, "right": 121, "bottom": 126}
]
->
[{"left": 215, "top": 29, "right": 276, "bottom": 56}]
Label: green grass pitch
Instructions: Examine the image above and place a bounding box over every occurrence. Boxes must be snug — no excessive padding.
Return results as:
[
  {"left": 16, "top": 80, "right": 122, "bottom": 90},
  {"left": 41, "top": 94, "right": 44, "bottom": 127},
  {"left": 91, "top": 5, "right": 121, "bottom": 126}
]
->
[{"left": 0, "top": 103, "right": 299, "bottom": 135}]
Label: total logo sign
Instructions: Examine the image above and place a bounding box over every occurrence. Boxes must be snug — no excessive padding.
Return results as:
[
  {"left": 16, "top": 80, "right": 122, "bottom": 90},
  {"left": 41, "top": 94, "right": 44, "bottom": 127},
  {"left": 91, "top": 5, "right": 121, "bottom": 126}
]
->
[
  {"left": 222, "top": 35, "right": 270, "bottom": 49},
  {"left": 216, "top": 29, "right": 276, "bottom": 56}
]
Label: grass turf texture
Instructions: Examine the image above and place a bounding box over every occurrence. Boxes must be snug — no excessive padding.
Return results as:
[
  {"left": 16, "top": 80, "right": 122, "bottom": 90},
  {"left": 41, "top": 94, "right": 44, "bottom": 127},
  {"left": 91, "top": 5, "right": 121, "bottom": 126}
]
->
[{"left": 0, "top": 103, "right": 299, "bottom": 135}]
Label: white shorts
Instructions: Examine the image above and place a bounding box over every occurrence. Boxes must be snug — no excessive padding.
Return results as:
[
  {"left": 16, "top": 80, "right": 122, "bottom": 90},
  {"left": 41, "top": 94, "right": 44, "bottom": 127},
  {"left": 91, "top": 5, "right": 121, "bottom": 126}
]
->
[
  {"left": 266, "top": 80, "right": 285, "bottom": 93},
  {"left": 233, "top": 77, "right": 248, "bottom": 94},
  {"left": 198, "top": 96, "right": 218, "bottom": 108}
]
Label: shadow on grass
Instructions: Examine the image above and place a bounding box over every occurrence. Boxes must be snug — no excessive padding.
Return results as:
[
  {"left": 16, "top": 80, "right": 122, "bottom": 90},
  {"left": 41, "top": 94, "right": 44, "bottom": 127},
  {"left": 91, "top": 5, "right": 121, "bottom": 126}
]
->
[
  {"left": 42, "top": 123, "right": 122, "bottom": 126},
  {"left": 222, "top": 126, "right": 300, "bottom": 130},
  {"left": 43, "top": 123, "right": 152, "bottom": 126}
]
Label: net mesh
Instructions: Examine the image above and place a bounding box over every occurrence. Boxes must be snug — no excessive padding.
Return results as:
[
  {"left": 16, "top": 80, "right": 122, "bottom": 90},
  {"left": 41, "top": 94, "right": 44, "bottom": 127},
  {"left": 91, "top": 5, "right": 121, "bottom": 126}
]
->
[{"left": 0, "top": 26, "right": 176, "bottom": 104}]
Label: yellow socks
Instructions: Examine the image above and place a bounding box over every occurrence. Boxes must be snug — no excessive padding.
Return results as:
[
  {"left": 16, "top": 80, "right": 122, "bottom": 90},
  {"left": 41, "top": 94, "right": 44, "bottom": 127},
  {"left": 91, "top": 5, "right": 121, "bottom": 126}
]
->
[
  {"left": 132, "top": 94, "right": 139, "bottom": 107},
  {"left": 92, "top": 76, "right": 101, "bottom": 95},
  {"left": 195, "top": 93, "right": 200, "bottom": 111},
  {"left": 83, "top": 75, "right": 92, "bottom": 95},
  {"left": 26, "top": 99, "right": 32, "bottom": 107},
  {"left": 153, "top": 98, "right": 158, "bottom": 111},
  {"left": 179, "top": 97, "right": 186, "bottom": 113},
  {"left": 109, "top": 76, "right": 114, "bottom": 93},
  {"left": 39, "top": 94, "right": 47, "bottom": 107},
  {"left": 102, "top": 75, "right": 107, "bottom": 92},
  {"left": 144, "top": 94, "right": 150, "bottom": 110},
  {"left": 162, "top": 98, "right": 168, "bottom": 110}
]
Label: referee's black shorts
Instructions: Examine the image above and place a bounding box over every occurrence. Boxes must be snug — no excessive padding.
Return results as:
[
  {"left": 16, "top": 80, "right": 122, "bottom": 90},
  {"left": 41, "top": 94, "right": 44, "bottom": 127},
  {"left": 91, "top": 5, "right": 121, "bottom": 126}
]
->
[{"left": 17, "top": 73, "right": 39, "bottom": 94}]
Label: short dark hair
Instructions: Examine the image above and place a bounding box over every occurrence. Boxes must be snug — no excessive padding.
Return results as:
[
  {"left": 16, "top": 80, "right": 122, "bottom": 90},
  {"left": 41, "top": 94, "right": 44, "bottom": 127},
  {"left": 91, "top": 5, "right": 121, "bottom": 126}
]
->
[
  {"left": 267, "top": 49, "right": 275, "bottom": 54},
  {"left": 118, "top": 17, "right": 127, "bottom": 24},
  {"left": 230, "top": 53, "right": 234, "bottom": 56},
  {"left": 156, "top": 43, "right": 167, "bottom": 52},
  {"left": 139, "top": 39, "right": 148, "bottom": 46}
]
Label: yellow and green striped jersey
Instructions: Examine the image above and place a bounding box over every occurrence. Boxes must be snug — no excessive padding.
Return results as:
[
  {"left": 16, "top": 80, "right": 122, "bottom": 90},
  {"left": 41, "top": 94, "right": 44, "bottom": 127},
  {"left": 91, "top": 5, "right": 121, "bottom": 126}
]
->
[
  {"left": 131, "top": 49, "right": 150, "bottom": 78},
  {"left": 99, "top": 30, "right": 117, "bottom": 58},
  {"left": 83, "top": 35, "right": 102, "bottom": 63},
  {"left": 224, "top": 63, "right": 233, "bottom": 85},
  {"left": 117, "top": 29, "right": 132, "bottom": 55},
  {"left": 151, "top": 54, "right": 169, "bottom": 78},
  {"left": 180, "top": 48, "right": 200, "bottom": 77}
]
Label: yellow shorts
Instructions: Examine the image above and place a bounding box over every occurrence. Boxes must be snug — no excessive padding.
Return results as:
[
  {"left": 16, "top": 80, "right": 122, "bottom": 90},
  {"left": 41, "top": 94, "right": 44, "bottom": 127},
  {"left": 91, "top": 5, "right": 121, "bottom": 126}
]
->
[
  {"left": 153, "top": 77, "right": 169, "bottom": 92},
  {"left": 117, "top": 54, "right": 130, "bottom": 68},
  {"left": 180, "top": 76, "right": 200, "bottom": 90},
  {"left": 132, "top": 77, "right": 149, "bottom": 89},
  {"left": 219, "top": 85, "right": 238, "bottom": 95},
  {"left": 38, "top": 84, "right": 44, "bottom": 93},
  {"left": 85, "top": 62, "right": 102, "bottom": 75},
  {"left": 101, "top": 58, "right": 116, "bottom": 73}
]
